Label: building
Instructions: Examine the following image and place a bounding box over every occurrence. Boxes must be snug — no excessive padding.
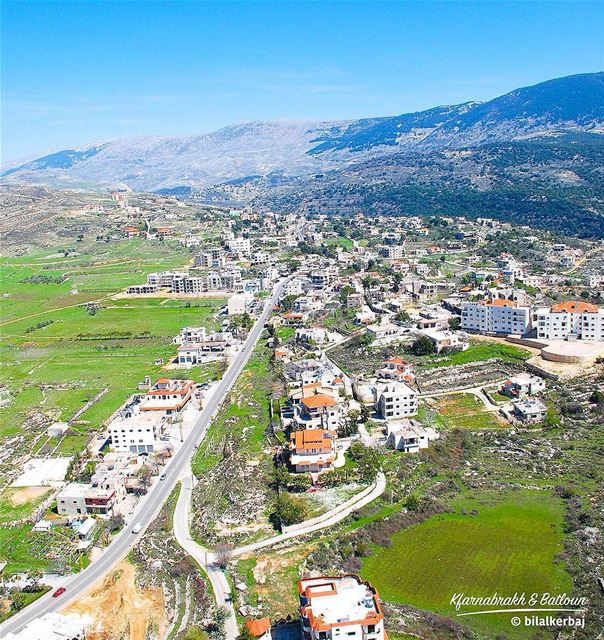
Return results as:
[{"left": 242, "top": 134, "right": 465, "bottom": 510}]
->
[
  {"left": 195, "top": 247, "right": 225, "bottom": 268},
  {"left": 228, "top": 236, "right": 252, "bottom": 257},
  {"left": 366, "top": 321, "right": 402, "bottom": 343},
  {"left": 228, "top": 294, "right": 248, "bottom": 316},
  {"left": 385, "top": 420, "right": 438, "bottom": 453},
  {"left": 535, "top": 301, "right": 604, "bottom": 341},
  {"left": 376, "top": 358, "right": 414, "bottom": 383},
  {"left": 375, "top": 382, "right": 418, "bottom": 419},
  {"left": 512, "top": 398, "right": 547, "bottom": 424},
  {"left": 461, "top": 300, "right": 532, "bottom": 336},
  {"left": 139, "top": 379, "right": 195, "bottom": 414},
  {"left": 173, "top": 326, "right": 207, "bottom": 344},
  {"left": 177, "top": 341, "right": 228, "bottom": 364},
  {"left": 298, "top": 575, "right": 385, "bottom": 640},
  {"left": 295, "top": 327, "right": 328, "bottom": 345},
  {"left": 289, "top": 429, "right": 337, "bottom": 473},
  {"left": 57, "top": 472, "right": 125, "bottom": 517},
  {"left": 294, "top": 393, "right": 342, "bottom": 430},
  {"left": 244, "top": 619, "right": 272, "bottom": 640},
  {"left": 501, "top": 373, "right": 546, "bottom": 399},
  {"left": 420, "top": 329, "right": 469, "bottom": 353}
]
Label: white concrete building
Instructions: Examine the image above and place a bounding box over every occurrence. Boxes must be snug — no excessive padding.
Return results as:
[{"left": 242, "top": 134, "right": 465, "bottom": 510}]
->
[
  {"left": 461, "top": 300, "right": 532, "bottom": 335},
  {"left": 535, "top": 301, "right": 604, "bottom": 341},
  {"left": 299, "top": 575, "right": 385, "bottom": 640},
  {"left": 385, "top": 419, "right": 439, "bottom": 453},
  {"left": 375, "top": 381, "right": 418, "bottom": 419}
]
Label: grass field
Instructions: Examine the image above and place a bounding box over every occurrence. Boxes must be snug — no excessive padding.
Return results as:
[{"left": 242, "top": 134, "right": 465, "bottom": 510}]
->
[
  {"left": 0, "top": 242, "right": 225, "bottom": 452},
  {"left": 420, "top": 341, "right": 531, "bottom": 369},
  {"left": 431, "top": 394, "right": 507, "bottom": 430},
  {"left": 362, "top": 490, "right": 572, "bottom": 639}
]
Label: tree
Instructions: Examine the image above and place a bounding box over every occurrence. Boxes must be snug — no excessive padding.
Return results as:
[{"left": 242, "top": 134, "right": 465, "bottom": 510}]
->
[
  {"left": 338, "top": 410, "right": 360, "bottom": 438},
  {"left": 411, "top": 335, "right": 437, "bottom": 356},
  {"left": 448, "top": 316, "right": 462, "bottom": 330},
  {"left": 270, "top": 493, "right": 308, "bottom": 529},
  {"left": 349, "top": 442, "right": 380, "bottom": 481},
  {"left": 394, "top": 310, "right": 410, "bottom": 323},
  {"left": 215, "top": 544, "right": 233, "bottom": 569}
]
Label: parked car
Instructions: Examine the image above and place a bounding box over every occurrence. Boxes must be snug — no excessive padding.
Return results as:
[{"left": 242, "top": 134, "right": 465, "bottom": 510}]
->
[
  {"left": 132, "top": 522, "right": 143, "bottom": 534},
  {"left": 52, "top": 587, "right": 66, "bottom": 598},
  {"left": 160, "top": 473, "right": 166, "bottom": 481}
]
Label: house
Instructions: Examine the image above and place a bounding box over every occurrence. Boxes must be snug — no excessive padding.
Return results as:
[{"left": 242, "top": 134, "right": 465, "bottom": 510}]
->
[
  {"left": 293, "top": 393, "right": 342, "bottom": 431},
  {"left": 283, "top": 360, "right": 326, "bottom": 388},
  {"left": 139, "top": 379, "right": 195, "bottom": 414},
  {"left": 177, "top": 341, "right": 228, "bottom": 364},
  {"left": 173, "top": 326, "right": 207, "bottom": 344},
  {"left": 289, "top": 429, "right": 337, "bottom": 473},
  {"left": 502, "top": 373, "right": 546, "bottom": 399},
  {"left": 375, "top": 382, "right": 418, "bottom": 419},
  {"left": 57, "top": 472, "right": 125, "bottom": 517},
  {"left": 376, "top": 358, "right": 415, "bottom": 383},
  {"left": 295, "top": 327, "right": 328, "bottom": 346},
  {"left": 244, "top": 618, "right": 272, "bottom": 640},
  {"left": 366, "top": 321, "right": 401, "bottom": 343},
  {"left": 420, "top": 329, "right": 469, "bottom": 353},
  {"left": 385, "top": 419, "right": 439, "bottom": 452},
  {"left": 298, "top": 575, "right": 385, "bottom": 640},
  {"left": 512, "top": 398, "right": 548, "bottom": 424},
  {"left": 124, "top": 225, "right": 141, "bottom": 238}
]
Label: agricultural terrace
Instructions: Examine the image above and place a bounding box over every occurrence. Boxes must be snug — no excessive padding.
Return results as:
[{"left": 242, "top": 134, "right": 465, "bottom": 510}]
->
[
  {"left": 0, "top": 240, "right": 225, "bottom": 463},
  {"left": 361, "top": 490, "right": 572, "bottom": 640}
]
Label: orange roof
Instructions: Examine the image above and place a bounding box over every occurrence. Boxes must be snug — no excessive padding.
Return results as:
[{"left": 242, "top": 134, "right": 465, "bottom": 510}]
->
[
  {"left": 245, "top": 618, "right": 271, "bottom": 637},
  {"left": 485, "top": 299, "right": 515, "bottom": 307},
  {"left": 301, "top": 393, "right": 338, "bottom": 409},
  {"left": 551, "top": 301, "right": 598, "bottom": 313},
  {"left": 291, "top": 429, "right": 335, "bottom": 450}
]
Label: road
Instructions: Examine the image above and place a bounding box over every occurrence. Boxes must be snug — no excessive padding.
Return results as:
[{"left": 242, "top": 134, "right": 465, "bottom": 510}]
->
[
  {"left": 1, "top": 278, "right": 288, "bottom": 639},
  {"left": 173, "top": 473, "right": 238, "bottom": 640}
]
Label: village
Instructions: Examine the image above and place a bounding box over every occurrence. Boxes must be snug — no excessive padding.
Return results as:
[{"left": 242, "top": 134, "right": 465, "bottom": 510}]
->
[{"left": 1, "top": 186, "right": 603, "bottom": 640}]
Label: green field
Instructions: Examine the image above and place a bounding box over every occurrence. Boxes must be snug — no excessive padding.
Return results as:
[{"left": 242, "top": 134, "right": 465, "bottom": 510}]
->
[
  {"left": 430, "top": 393, "right": 506, "bottom": 430},
  {"left": 420, "top": 341, "right": 531, "bottom": 369},
  {"left": 362, "top": 491, "right": 572, "bottom": 639},
  {"left": 0, "top": 243, "right": 225, "bottom": 449}
]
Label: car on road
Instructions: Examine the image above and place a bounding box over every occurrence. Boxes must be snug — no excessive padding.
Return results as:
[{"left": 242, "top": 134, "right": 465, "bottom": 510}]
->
[
  {"left": 132, "top": 522, "right": 143, "bottom": 534},
  {"left": 160, "top": 473, "right": 166, "bottom": 480},
  {"left": 52, "top": 587, "right": 66, "bottom": 598}
]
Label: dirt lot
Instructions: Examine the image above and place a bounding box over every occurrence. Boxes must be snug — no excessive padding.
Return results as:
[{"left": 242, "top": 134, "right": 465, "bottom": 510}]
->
[
  {"left": 9, "top": 486, "right": 49, "bottom": 506},
  {"left": 64, "top": 559, "right": 166, "bottom": 640}
]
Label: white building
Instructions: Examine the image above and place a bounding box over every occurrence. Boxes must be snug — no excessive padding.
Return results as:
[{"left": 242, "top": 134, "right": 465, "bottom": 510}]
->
[
  {"left": 502, "top": 373, "right": 546, "bottom": 399},
  {"left": 420, "top": 329, "right": 469, "bottom": 353},
  {"left": 173, "top": 326, "right": 207, "bottom": 344},
  {"left": 228, "top": 237, "right": 252, "bottom": 257},
  {"left": 299, "top": 575, "right": 385, "bottom": 640},
  {"left": 512, "top": 398, "right": 547, "bottom": 424},
  {"left": 228, "top": 293, "right": 248, "bottom": 315},
  {"left": 385, "top": 419, "right": 439, "bottom": 453},
  {"left": 535, "top": 301, "right": 604, "bottom": 341},
  {"left": 461, "top": 300, "right": 532, "bottom": 335},
  {"left": 375, "top": 381, "right": 418, "bottom": 419}
]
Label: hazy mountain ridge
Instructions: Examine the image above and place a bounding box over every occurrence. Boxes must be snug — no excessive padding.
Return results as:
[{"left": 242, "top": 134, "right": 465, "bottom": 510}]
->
[{"left": 3, "top": 72, "right": 603, "bottom": 193}]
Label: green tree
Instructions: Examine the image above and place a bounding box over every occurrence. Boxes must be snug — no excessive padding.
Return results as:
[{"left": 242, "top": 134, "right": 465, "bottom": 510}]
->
[
  {"left": 270, "top": 492, "right": 308, "bottom": 529},
  {"left": 411, "top": 335, "right": 437, "bottom": 356}
]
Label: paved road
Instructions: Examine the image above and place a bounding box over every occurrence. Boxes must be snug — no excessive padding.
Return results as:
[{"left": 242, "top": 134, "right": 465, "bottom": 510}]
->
[
  {"left": 1, "top": 278, "right": 288, "bottom": 638},
  {"left": 173, "top": 473, "right": 238, "bottom": 640}
]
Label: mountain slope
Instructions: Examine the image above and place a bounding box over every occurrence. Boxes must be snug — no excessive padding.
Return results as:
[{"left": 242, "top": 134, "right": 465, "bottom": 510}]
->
[{"left": 2, "top": 72, "right": 603, "bottom": 194}]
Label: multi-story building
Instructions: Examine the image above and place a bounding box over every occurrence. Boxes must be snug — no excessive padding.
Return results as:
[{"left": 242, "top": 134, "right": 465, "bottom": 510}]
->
[
  {"left": 298, "top": 575, "right": 385, "bottom": 640},
  {"left": 535, "top": 301, "right": 604, "bottom": 341},
  {"left": 194, "top": 248, "right": 225, "bottom": 268},
  {"left": 228, "top": 236, "right": 252, "bottom": 257},
  {"left": 289, "top": 429, "right": 337, "bottom": 473},
  {"left": 375, "top": 382, "right": 418, "bottom": 419},
  {"left": 461, "top": 300, "right": 532, "bottom": 335},
  {"left": 385, "top": 419, "right": 438, "bottom": 453},
  {"left": 173, "top": 326, "right": 207, "bottom": 344},
  {"left": 294, "top": 393, "right": 342, "bottom": 430},
  {"left": 139, "top": 378, "right": 195, "bottom": 414},
  {"left": 57, "top": 472, "right": 125, "bottom": 516},
  {"left": 376, "top": 358, "right": 415, "bottom": 383},
  {"left": 177, "top": 341, "right": 228, "bottom": 364}
]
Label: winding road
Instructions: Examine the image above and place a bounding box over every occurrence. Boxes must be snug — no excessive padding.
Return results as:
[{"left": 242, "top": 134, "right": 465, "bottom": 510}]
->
[{"left": 1, "top": 278, "right": 289, "bottom": 639}]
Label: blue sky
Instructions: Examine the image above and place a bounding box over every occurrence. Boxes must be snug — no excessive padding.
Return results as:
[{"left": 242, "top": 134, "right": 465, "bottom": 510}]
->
[{"left": 2, "top": 1, "right": 603, "bottom": 161}]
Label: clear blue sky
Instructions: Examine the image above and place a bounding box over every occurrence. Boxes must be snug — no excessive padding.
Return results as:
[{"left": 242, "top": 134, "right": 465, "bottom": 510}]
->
[{"left": 2, "top": 1, "right": 603, "bottom": 161}]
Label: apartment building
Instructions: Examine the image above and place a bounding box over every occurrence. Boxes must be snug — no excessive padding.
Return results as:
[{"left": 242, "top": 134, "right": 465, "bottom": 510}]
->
[
  {"left": 461, "top": 300, "right": 532, "bottom": 335},
  {"left": 289, "top": 428, "right": 337, "bottom": 473},
  {"left": 299, "top": 575, "right": 385, "bottom": 640},
  {"left": 375, "top": 382, "right": 418, "bottom": 419},
  {"left": 535, "top": 301, "right": 604, "bottom": 341},
  {"left": 194, "top": 247, "right": 225, "bottom": 268},
  {"left": 57, "top": 472, "right": 126, "bottom": 516},
  {"left": 228, "top": 236, "right": 252, "bottom": 256}
]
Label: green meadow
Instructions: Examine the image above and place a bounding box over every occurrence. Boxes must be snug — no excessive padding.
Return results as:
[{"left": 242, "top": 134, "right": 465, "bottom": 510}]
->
[
  {"left": 362, "top": 490, "right": 572, "bottom": 639},
  {"left": 0, "top": 241, "right": 225, "bottom": 445}
]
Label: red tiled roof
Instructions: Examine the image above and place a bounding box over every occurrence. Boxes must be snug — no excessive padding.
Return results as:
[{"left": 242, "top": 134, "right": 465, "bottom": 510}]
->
[
  {"left": 245, "top": 618, "right": 271, "bottom": 637},
  {"left": 301, "top": 394, "right": 338, "bottom": 409},
  {"left": 551, "top": 301, "right": 598, "bottom": 313}
]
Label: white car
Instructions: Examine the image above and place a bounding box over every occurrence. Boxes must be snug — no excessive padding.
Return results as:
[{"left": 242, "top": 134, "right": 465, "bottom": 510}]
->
[{"left": 132, "top": 522, "right": 143, "bottom": 534}]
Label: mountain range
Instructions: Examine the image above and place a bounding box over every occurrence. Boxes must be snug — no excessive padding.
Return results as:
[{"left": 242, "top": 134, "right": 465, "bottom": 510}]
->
[{"left": 3, "top": 72, "right": 604, "bottom": 237}]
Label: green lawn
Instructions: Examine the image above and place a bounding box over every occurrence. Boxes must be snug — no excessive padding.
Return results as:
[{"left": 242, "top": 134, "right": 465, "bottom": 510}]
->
[
  {"left": 362, "top": 491, "right": 572, "bottom": 639},
  {"left": 432, "top": 394, "right": 506, "bottom": 430},
  {"left": 420, "top": 341, "right": 531, "bottom": 369}
]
